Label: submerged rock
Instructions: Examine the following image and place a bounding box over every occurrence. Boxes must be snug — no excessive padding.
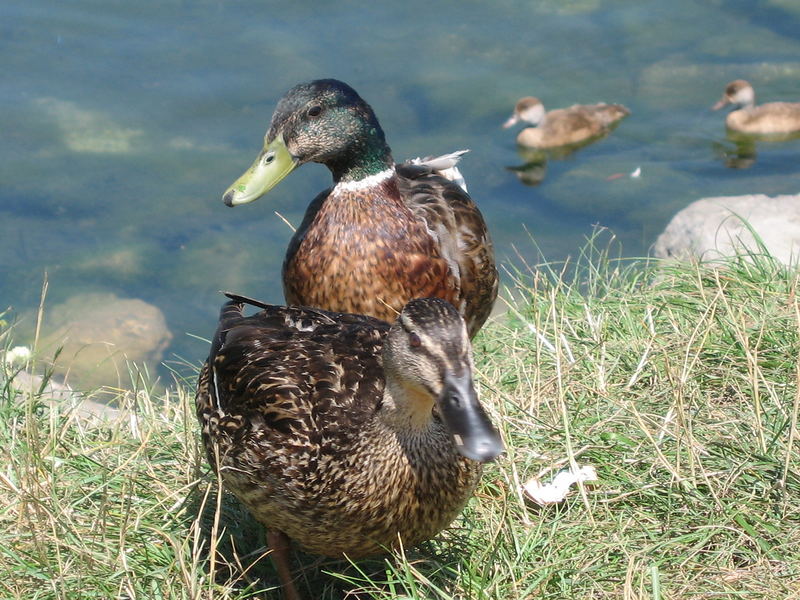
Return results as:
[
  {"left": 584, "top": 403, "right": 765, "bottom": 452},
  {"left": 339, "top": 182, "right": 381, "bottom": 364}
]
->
[
  {"left": 653, "top": 194, "right": 800, "bottom": 266},
  {"left": 36, "top": 97, "right": 143, "bottom": 154},
  {"left": 37, "top": 292, "right": 172, "bottom": 391}
]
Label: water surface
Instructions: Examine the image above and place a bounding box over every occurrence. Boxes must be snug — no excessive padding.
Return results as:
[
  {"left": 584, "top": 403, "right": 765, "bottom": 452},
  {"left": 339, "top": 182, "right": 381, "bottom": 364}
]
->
[{"left": 2, "top": 0, "right": 799, "bottom": 385}]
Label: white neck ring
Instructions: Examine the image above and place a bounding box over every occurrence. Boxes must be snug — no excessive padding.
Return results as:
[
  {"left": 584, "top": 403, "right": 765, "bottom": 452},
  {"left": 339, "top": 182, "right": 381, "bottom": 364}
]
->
[{"left": 333, "top": 168, "right": 394, "bottom": 193}]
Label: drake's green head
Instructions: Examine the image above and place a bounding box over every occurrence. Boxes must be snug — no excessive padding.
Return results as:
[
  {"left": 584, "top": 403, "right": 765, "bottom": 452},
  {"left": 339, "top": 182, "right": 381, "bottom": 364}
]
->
[{"left": 223, "top": 79, "right": 394, "bottom": 206}]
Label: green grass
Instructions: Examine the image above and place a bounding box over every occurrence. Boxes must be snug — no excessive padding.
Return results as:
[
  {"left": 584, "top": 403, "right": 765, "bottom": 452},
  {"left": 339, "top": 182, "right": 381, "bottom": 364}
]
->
[{"left": 2, "top": 241, "right": 800, "bottom": 599}]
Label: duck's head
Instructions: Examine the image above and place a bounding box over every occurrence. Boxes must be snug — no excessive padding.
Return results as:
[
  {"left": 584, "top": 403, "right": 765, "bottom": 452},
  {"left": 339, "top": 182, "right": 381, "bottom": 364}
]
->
[
  {"left": 223, "top": 79, "right": 393, "bottom": 206},
  {"left": 382, "top": 298, "right": 504, "bottom": 463},
  {"left": 713, "top": 80, "right": 755, "bottom": 111},
  {"left": 503, "top": 97, "right": 546, "bottom": 129}
]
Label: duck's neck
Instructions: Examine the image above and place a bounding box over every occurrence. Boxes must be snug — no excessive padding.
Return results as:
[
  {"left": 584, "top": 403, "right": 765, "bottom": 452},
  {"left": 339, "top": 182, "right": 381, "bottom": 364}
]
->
[
  {"left": 381, "top": 378, "right": 436, "bottom": 433},
  {"left": 321, "top": 170, "right": 409, "bottom": 237},
  {"left": 328, "top": 133, "right": 395, "bottom": 184},
  {"left": 735, "top": 88, "right": 756, "bottom": 109},
  {"left": 331, "top": 166, "right": 397, "bottom": 195}
]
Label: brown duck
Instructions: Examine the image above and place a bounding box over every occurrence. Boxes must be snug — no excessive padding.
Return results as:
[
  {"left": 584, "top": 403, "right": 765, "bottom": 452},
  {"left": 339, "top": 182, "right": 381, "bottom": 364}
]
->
[
  {"left": 713, "top": 79, "right": 800, "bottom": 136},
  {"left": 196, "top": 293, "right": 503, "bottom": 599},
  {"left": 503, "top": 96, "right": 630, "bottom": 149},
  {"left": 222, "top": 79, "right": 497, "bottom": 338}
]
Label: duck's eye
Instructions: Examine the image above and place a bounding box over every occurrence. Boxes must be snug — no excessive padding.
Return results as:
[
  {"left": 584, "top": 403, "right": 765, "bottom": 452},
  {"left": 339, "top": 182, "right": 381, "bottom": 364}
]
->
[
  {"left": 307, "top": 105, "right": 322, "bottom": 118},
  {"left": 263, "top": 151, "right": 275, "bottom": 165},
  {"left": 409, "top": 333, "right": 422, "bottom": 348}
]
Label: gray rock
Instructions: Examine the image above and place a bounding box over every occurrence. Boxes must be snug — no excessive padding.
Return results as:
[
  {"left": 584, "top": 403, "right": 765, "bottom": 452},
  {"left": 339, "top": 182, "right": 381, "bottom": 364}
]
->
[
  {"left": 653, "top": 194, "right": 800, "bottom": 265},
  {"left": 37, "top": 292, "right": 172, "bottom": 391}
]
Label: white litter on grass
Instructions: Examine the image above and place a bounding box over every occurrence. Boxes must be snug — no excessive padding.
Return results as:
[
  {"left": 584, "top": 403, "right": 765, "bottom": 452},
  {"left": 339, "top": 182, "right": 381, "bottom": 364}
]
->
[{"left": 523, "top": 465, "right": 598, "bottom": 506}]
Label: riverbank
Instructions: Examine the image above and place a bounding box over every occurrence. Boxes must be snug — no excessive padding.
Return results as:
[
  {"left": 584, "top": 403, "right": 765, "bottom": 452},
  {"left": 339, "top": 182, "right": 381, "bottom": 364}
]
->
[{"left": 2, "top": 247, "right": 799, "bottom": 599}]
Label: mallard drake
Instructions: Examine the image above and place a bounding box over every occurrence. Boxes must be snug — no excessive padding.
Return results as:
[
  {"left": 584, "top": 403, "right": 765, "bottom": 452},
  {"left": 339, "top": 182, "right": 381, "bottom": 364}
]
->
[
  {"left": 222, "top": 79, "right": 497, "bottom": 339},
  {"left": 196, "top": 293, "right": 503, "bottom": 599},
  {"left": 502, "top": 96, "right": 630, "bottom": 149},
  {"left": 712, "top": 80, "right": 800, "bottom": 136}
]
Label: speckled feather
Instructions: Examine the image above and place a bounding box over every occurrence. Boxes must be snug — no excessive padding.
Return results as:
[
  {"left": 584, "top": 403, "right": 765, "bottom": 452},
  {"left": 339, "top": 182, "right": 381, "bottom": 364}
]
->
[{"left": 196, "top": 297, "right": 483, "bottom": 558}]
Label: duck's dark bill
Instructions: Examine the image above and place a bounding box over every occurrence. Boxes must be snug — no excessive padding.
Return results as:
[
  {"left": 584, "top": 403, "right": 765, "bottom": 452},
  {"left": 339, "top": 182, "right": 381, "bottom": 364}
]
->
[
  {"left": 437, "top": 372, "right": 504, "bottom": 462},
  {"left": 223, "top": 134, "right": 298, "bottom": 206},
  {"left": 711, "top": 98, "right": 729, "bottom": 111}
]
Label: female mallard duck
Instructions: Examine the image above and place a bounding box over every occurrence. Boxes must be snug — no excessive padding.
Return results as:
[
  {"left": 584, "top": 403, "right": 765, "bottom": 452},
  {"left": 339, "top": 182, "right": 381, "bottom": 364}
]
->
[
  {"left": 222, "top": 79, "right": 497, "bottom": 339},
  {"left": 196, "top": 293, "right": 503, "bottom": 599},
  {"left": 502, "top": 96, "right": 630, "bottom": 149},
  {"left": 712, "top": 79, "right": 800, "bottom": 136}
]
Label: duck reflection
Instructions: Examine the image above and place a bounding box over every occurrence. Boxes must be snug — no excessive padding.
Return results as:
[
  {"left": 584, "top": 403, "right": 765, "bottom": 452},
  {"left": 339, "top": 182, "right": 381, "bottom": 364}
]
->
[
  {"left": 506, "top": 155, "right": 547, "bottom": 186},
  {"left": 713, "top": 129, "right": 800, "bottom": 170}
]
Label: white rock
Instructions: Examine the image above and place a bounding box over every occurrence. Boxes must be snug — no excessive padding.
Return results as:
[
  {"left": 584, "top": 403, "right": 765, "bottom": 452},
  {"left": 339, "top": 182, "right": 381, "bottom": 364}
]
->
[{"left": 653, "top": 194, "right": 800, "bottom": 265}]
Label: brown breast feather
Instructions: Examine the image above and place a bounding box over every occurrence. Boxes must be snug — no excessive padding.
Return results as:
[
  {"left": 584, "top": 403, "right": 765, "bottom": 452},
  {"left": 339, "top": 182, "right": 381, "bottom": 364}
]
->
[{"left": 283, "top": 177, "right": 461, "bottom": 321}]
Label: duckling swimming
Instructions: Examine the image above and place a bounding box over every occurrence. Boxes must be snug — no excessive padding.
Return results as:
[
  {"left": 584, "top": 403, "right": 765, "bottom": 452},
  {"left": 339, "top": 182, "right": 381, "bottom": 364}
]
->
[
  {"left": 196, "top": 293, "right": 503, "bottom": 599},
  {"left": 713, "top": 80, "right": 800, "bottom": 136},
  {"left": 503, "top": 96, "right": 630, "bottom": 149},
  {"left": 222, "top": 79, "right": 497, "bottom": 339}
]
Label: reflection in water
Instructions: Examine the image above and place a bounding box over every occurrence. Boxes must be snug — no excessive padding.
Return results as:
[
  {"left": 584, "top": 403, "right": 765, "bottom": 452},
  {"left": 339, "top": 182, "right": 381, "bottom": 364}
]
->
[
  {"left": 713, "top": 135, "right": 757, "bottom": 169},
  {"left": 507, "top": 158, "right": 547, "bottom": 186},
  {"left": 714, "top": 129, "right": 800, "bottom": 170},
  {"left": 507, "top": 131, "right": 619, "bottom": 186}
]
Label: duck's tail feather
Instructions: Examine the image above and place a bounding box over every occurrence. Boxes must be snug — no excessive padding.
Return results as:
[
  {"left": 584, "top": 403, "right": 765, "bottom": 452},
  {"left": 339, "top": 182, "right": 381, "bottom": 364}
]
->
[{"left": 407, "top": 149, "right": 470, "bottom": 192}]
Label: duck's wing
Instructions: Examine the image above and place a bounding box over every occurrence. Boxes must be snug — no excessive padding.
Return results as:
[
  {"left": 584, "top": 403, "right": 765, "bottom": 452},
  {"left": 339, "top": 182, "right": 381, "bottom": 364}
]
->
[
  {"left": 396, "top": 158, "right": 498, "bottom": 338},
  {"left": 196, "top": 298, "right": 388, "bottom": 464},
  {"left": 543, "top": 107, "right": 603, "bottom": 143},
  {"left": 734, "top": 102, "right": 800, "bottom": 135}
]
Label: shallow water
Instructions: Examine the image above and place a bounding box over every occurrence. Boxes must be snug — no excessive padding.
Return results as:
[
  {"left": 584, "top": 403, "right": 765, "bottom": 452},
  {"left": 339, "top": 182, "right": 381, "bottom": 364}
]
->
[{"left": 2, "top": 0, "right": 799, "bottom": 385}]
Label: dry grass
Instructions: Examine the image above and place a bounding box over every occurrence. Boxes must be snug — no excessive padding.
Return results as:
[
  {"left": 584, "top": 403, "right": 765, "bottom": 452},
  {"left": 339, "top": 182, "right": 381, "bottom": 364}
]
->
[{"left": 2, "top": 241, "right": 800, "bottom": 599}]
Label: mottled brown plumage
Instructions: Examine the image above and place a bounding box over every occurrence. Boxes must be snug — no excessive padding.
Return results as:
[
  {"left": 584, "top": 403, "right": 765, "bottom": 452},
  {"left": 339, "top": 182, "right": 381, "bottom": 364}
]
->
[
  {"left": 195, "top": 294, "right": 502, "bottom": 597},
  {"left": 222, "top": 79, "right": 497, "bottom": 338}
]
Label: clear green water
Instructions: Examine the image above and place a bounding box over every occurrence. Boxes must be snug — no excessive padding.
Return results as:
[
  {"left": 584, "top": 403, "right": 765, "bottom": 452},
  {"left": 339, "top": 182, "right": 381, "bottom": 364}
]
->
[{"left": 2, "top": 0, "right": 800, "bottom": 383}]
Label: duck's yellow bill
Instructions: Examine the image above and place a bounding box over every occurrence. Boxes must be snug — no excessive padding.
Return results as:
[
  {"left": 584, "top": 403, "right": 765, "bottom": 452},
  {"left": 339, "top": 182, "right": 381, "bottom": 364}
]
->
[{"left": 222, "top": 135, "right": 298, "bottom": 206}]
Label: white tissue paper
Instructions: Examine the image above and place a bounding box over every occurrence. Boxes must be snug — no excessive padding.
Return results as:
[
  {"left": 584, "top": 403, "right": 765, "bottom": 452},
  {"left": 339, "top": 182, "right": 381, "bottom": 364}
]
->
[{"left": 523, "top": 465, "right": 598, "bottom": 506}]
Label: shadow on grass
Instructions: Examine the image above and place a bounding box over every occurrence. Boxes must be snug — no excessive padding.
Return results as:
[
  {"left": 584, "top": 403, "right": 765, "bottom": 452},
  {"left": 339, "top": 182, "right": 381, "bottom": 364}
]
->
[{"left": 183, "top": 476, "right": 483, "bottom": 599}]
